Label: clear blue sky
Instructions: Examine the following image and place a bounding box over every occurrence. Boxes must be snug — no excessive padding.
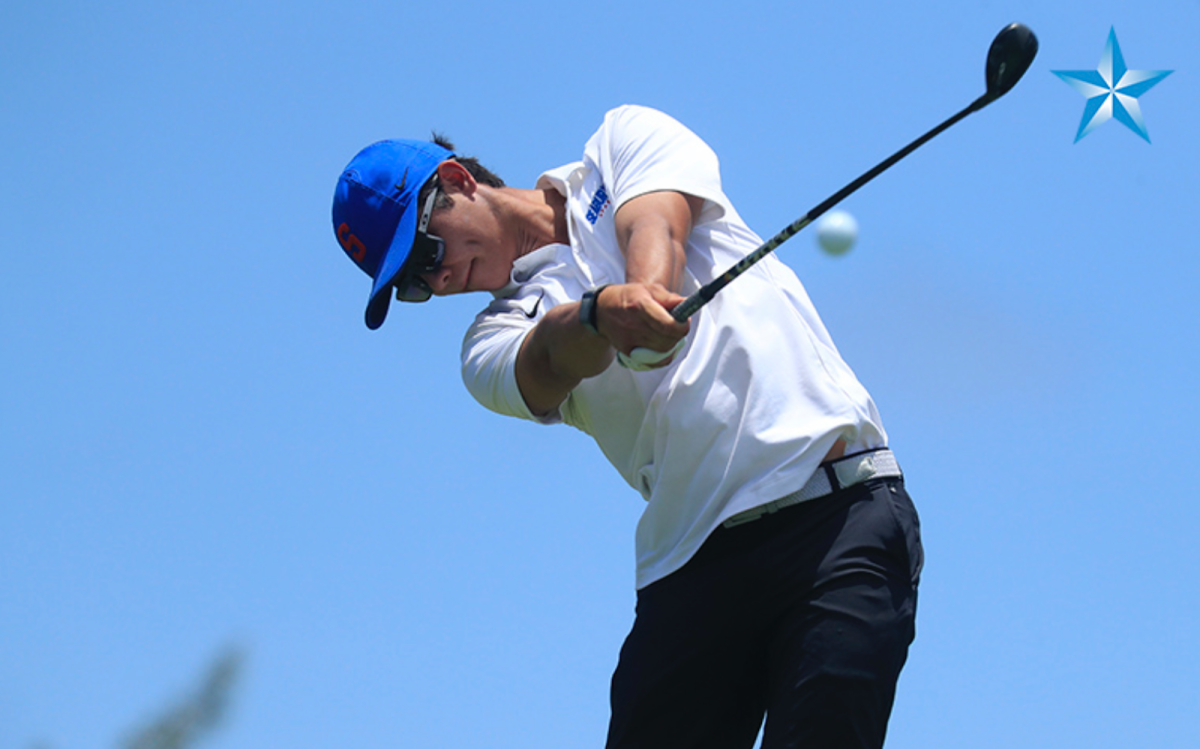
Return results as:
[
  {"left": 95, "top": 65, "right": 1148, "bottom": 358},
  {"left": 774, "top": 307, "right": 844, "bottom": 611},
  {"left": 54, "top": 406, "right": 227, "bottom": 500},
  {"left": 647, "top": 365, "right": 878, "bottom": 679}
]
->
[{"left": 3, "top": 1, "right": 1197, "bottom": 747}]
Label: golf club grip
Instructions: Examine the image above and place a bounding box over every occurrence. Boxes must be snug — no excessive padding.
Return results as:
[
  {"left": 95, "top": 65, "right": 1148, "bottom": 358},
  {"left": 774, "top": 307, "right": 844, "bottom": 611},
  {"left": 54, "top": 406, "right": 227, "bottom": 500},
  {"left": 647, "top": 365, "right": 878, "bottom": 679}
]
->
[{"left": 670, "top": 94, "right": 988, "bottom": 323}]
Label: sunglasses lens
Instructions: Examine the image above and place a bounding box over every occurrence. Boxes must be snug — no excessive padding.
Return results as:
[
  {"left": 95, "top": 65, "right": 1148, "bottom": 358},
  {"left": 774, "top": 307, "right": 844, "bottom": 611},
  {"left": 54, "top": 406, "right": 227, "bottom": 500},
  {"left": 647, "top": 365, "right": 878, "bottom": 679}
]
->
[
  {"left": 395, "top": 276, "right": 432, "bottom": 302},
  {"left": 410, "top": 234, "right": 444, "bottom": 274},
  {"left": 393, "top": 231, "right": 443, "bottom": 303}
]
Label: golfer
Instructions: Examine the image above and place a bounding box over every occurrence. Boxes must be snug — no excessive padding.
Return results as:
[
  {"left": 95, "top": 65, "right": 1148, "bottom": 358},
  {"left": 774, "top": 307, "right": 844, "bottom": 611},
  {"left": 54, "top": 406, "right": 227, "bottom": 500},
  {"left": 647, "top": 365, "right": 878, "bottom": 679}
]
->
[{"left": 331, "top": 105, "right": 923, "bottom": 749}]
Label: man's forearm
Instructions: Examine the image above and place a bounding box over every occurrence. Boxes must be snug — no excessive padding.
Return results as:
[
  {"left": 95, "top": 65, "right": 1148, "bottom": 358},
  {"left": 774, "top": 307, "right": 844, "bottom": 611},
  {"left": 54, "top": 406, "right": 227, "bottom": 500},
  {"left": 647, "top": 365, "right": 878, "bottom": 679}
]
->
[
  {"left": 515, "top": 301, "right": 614, "bottom": 417},
  {"left": 617, "top": 192, "right": 702, "bottom": 291},
  {"left": 623, "top": 214, "right": 688, "bottom": 291}
]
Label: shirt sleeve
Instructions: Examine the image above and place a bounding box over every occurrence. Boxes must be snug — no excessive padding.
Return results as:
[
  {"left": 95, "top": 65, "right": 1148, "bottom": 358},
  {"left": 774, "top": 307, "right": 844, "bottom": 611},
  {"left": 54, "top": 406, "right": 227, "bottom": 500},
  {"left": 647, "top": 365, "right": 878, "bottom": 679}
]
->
[
  {"left": 460, "top": 301, "right": 563, "bottom": 426},
  {"left": 583, "top": 105, "right": 728, "bottom": 222}
]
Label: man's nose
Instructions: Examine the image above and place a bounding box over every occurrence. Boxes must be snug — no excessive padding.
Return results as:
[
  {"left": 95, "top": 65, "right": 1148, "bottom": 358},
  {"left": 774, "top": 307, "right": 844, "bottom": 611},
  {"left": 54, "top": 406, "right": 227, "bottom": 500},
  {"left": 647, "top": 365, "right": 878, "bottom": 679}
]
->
[{"left": 422, "top": 266, "right": 452, "bottom": 294}]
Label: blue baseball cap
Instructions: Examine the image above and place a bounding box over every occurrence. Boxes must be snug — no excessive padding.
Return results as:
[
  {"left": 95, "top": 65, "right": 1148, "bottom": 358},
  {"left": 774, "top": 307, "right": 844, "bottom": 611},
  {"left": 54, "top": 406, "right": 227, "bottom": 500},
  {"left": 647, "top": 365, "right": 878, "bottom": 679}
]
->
[{"left": 332, "top": 139, "right": 455, "bottom": 329}]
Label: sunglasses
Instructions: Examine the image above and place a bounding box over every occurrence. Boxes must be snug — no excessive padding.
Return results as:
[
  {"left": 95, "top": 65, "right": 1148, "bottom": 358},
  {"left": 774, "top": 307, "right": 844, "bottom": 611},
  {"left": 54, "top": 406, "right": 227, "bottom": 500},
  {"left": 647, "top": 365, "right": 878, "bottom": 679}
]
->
[{"left": 394, "top": 186, "right": 445, "bottom": 303}]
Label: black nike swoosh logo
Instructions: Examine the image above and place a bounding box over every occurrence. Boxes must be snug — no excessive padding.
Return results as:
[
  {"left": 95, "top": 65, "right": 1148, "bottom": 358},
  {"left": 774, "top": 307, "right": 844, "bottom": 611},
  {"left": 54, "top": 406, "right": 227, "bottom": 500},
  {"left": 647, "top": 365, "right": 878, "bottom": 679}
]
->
[{"left": 522, "top": 293, "right": 543, "bottom": 319}]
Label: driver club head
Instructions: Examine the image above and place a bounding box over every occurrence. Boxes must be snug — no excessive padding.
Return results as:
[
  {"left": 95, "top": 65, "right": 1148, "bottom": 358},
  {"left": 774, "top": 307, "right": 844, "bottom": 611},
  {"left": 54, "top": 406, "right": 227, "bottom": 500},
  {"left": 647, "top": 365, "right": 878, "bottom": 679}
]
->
[{"left": 985, "top": 23, "right": 1038, "bottom": 101}]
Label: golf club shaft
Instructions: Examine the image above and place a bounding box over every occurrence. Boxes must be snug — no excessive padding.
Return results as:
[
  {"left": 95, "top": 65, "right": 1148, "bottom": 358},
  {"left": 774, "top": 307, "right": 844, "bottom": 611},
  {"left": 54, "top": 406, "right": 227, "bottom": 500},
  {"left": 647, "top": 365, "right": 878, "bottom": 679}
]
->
[{"left": 670, "top": 92, "right": 991, "bottom": 322}]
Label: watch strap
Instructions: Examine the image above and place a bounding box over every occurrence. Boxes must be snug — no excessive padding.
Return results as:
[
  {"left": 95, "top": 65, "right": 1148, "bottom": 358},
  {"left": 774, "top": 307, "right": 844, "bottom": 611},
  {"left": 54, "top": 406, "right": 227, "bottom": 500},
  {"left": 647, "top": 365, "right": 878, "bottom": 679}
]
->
[{"left": 579, "top": 284, "right": 610, "bottom": 336}]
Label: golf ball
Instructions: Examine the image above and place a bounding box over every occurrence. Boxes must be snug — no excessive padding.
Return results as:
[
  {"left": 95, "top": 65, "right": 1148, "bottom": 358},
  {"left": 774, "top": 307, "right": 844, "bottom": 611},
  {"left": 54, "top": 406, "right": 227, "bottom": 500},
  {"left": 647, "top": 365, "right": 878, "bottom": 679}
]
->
[{"left": 816, "top": 210, "right": 858, "bottom": 256}]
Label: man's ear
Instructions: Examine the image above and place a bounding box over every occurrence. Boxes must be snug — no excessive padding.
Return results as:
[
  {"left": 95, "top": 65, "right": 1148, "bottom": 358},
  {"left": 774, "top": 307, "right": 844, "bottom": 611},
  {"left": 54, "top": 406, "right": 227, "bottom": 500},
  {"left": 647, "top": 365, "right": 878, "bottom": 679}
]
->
[{"left": 436, "top": 160, "right": 475, "bottom": 196}]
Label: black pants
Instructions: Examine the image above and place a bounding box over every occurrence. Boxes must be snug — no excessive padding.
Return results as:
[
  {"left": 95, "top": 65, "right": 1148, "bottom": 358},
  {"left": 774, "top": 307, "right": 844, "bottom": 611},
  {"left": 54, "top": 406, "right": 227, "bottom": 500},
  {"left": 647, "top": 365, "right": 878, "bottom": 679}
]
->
[{"left": 606, "top": 476, "right": 922, "bottom": 749}]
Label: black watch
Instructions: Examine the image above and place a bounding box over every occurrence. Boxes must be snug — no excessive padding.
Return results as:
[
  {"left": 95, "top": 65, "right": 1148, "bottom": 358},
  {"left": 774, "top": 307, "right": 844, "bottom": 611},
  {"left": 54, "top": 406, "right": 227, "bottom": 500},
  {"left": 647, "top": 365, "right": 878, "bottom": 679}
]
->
[{"left": 579, "top": 285, "right": 610, "bottom": 336}]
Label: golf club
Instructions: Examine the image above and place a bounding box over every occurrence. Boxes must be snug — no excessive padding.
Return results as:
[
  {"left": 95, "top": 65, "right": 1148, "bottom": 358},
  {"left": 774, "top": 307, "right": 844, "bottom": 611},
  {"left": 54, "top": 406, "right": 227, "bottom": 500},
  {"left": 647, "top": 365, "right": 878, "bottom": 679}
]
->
[{"left": 623, "top": 22, "right": 1037, "bottom": 369}]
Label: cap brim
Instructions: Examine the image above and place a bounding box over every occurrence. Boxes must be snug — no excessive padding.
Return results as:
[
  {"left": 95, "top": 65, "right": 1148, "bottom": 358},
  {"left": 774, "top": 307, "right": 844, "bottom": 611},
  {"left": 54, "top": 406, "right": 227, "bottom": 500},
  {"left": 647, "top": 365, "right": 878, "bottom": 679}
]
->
[{"left": 364, "top": 199, "right": 421, "bottom": 330}]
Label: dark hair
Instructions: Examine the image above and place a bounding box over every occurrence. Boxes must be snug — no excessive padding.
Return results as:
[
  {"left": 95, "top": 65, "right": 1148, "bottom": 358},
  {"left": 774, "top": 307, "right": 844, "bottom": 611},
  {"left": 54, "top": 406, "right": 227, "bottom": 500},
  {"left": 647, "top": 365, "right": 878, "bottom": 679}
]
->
[{"left": 418, "top": 132, "right": 505, "bottom": 211}]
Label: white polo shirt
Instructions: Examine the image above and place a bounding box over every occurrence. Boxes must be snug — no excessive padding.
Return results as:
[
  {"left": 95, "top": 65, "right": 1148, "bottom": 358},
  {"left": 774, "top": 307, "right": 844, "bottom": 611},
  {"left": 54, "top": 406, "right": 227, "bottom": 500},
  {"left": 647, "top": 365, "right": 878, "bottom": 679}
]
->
[{"left": 462, "top": 105, "right": 886, "bottom": 589}]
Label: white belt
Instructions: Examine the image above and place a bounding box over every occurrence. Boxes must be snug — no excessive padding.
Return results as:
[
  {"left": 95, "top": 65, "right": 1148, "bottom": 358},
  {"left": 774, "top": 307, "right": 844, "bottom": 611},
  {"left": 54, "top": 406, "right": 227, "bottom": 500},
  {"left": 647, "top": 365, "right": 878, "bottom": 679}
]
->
[{"left": 722, "top": 449, "right": 902, "bottom": 529}]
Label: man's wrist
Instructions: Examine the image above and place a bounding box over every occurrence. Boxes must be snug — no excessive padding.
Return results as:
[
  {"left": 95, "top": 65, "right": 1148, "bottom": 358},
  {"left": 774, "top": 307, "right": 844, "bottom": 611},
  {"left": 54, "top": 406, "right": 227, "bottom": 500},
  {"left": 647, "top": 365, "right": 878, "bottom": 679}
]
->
[{"left": 579, "top": 285, "right": 610, "bottom": 336}]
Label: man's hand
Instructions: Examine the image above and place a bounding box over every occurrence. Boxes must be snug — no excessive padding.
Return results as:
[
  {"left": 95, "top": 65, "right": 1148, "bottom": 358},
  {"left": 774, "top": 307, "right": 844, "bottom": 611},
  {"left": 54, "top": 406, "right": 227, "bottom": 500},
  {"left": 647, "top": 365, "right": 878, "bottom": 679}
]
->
[{"left": 594, "top": 283, "right": 690, "bottom": 366}]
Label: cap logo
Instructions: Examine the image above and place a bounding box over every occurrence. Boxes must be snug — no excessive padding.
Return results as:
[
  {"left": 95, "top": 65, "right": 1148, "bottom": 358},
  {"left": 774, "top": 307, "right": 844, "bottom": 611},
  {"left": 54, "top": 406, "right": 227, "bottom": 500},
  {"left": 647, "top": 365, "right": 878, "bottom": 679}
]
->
[
  {"left": 393, "top": 167, "right": 410, "bottom": 196},
  {"left": 336, "top": 222, "right": 367, "bottom": 263}
]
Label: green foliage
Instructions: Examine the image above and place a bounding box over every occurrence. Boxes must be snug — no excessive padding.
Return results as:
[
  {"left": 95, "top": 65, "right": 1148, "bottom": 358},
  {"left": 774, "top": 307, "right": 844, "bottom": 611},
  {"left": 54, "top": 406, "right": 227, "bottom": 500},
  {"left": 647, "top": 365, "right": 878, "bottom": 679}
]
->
[{"left": 120, "top": 647, "right": 244, "bottom": 749}]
